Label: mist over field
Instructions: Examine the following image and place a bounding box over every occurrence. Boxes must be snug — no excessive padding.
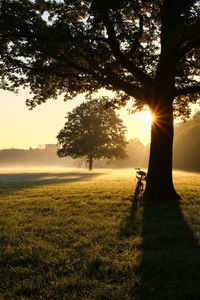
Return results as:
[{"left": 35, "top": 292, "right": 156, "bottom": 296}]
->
[
  {"left": 0, "top": 167, "right": 196, "bottom": 186},
  {"left": 0, "top": 112, "right": 200, "bottom": 173}
]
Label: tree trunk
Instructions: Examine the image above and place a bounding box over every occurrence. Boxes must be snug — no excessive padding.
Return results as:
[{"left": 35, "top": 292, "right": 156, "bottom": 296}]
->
[
  {"left": 88, "top": 153, "right": 93, "bottom": 171},
  {"left": 143, "top": 36, "right": 181, "bottom": 201},
  {"left": 144, "top": 101, "right": 180, "bottom": 201}
]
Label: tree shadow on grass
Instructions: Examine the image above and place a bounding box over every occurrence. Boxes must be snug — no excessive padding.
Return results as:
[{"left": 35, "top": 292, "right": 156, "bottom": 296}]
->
[
  {"left": 120, "top": 199, "right": 142, "bottom": 238},
  {"left": 0, "top": 171, "right": 103, "bottom": 196},
  {"left": 121, "top": 199, "right": 200, "bottom": 299}
]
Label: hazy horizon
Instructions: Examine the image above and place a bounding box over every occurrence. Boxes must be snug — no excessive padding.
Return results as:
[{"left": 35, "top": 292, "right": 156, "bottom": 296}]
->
[
  {"left": 0, "top": 89, "right": 152, "bottom": 149},
  {"left": 1, "top": 88, "right": 199, "bottom": 150}
]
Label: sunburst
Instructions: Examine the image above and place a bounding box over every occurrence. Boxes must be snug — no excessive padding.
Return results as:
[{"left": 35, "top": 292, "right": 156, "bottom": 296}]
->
[{"left": 137, "top": 108, "right": 155, "bottom": 126}]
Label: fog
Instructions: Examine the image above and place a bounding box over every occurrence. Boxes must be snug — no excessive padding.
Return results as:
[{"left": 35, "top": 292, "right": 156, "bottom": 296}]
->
[
  {"left": 0, "top": 140, "right": 149, "bottom": 171},
  {"left": 0, "top": 112, "right": 200, "bottom": 173},
  {"left": 0, "top": 166, "right": 74, "bottom": 173}
]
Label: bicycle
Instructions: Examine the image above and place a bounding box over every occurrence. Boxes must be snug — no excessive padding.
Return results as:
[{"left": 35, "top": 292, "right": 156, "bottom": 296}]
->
[{"left": 133, "top": 168, "right": 147, "bottom": 200}]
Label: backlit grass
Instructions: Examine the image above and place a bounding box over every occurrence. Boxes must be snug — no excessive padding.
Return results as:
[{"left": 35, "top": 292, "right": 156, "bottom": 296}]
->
[{"left": 0, "top": 169, "right": 200, "bottom": 299}]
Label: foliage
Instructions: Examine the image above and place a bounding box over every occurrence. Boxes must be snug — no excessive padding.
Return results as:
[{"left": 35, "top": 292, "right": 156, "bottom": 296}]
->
[
  {"left": 175, "top": 111, "right": 200, "bottom": 133},
  {"left": 174, "top": 111, "right": 200, "bottom": 171},
  {"left": 57, "top": 99, "right": 127, "bottom": 162},
  {"left": 0, "top": 0, "right": 200, "bottom": 116},
  {"left": 0, "top": 170, "right": 200, "bottom": 299}
]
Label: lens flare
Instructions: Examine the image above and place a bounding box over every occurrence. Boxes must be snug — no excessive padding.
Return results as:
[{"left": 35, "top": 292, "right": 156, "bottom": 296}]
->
[{"left": 137, "top": 108, "right": 155, "bottom": 126}]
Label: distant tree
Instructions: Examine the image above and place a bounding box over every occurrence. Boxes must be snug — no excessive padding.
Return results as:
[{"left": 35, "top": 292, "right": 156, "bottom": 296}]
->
[
  {"left": 1, "top": 1, "right": 200, "bottom": 200},
  {"left": 57, "top": 100, "right": 127, "bottom": 170}
]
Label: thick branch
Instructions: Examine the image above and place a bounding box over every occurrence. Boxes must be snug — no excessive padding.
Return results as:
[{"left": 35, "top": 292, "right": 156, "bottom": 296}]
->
[
  {"left": 103, "top": 69, "right": 148, "bottom": 101},
  {"left": 100, "top": 10, "right": 152, "bottom": 88},
  {"left": 1, "top": 53, "right": 97, "bottom": 82},
  {"left": 69, "top": 58, "right": 147, "bottom": 101},
  {"left": 2, "top": 53, "right": 146, "bottom": 101},
  {"left": 76, "top": 54, "right": 148, "bottom": 100},
  {"left": 62, "top": 43, "right": 148, "bottom": 101}
]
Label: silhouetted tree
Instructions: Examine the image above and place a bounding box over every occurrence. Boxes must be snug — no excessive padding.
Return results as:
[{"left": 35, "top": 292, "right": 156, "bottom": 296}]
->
[
  {"left": 0, "top": 1, "right": 200, "bottom": 200},
  {"left": 57, "top": 100, "right": 127, "bottom": 170}
]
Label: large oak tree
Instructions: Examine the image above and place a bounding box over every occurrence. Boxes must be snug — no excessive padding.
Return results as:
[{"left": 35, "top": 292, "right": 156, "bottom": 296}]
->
[
  {"left": 57, "top": 99, "right": 127, "bottom": 171},
  {"left": 0, "top": 0, "right": 200, "bottom": 201}
]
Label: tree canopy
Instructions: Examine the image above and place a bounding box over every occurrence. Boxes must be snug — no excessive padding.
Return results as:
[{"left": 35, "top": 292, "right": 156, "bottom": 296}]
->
[
  {"left": 0, "top": 0, "right": 199, "bottom": 114},
  {"left": 57, "top": 99, "right": 127, "bottom": 170}
]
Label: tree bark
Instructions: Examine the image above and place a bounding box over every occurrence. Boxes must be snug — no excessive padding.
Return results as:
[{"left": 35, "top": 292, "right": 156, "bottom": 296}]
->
[
  {"left": 143, "top": 48, "right": 181, "bottom": 201},
  {"left": 88, "top": 153, "right": 93, "bottom": 171},
  {"left": 144, "top": 102, "right": 180, "bottom": 201}
]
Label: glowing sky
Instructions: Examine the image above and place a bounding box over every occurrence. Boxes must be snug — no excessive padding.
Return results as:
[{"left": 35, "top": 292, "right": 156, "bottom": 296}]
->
[{"left": 0, "top": 88, "right": 152, "bottom": 149}]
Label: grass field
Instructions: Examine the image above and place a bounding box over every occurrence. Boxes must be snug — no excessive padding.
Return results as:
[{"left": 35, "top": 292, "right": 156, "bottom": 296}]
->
[{"left": 0, "top": 168, "right": 200, "bottom": 299}]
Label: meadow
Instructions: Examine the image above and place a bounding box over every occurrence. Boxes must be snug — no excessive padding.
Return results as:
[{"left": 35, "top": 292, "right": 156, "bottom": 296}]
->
[{"left": 0, "top": 168, "right": 200, "bottom": 299}]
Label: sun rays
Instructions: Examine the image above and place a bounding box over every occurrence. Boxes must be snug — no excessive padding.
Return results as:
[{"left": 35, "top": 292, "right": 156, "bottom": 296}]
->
[{"left": 137, "top": 108, "right": 155, "bottom": 126}]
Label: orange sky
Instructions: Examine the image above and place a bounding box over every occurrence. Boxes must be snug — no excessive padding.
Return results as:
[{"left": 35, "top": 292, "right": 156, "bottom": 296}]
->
[{"left": 0, "top": 88, "right": 165, "bottom": 149}]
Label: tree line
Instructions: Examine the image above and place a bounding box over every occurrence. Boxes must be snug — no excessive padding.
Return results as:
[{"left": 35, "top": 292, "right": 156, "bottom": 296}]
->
[
  {"left": 0, "top": 146, "right": 74, "bottom": 168},
  {"left": 173, "top": 112, "right": 200, "bottom": 172}
]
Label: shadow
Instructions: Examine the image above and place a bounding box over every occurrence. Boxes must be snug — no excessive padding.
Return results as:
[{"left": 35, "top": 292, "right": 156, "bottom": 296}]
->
[
  {"left": 0, "top": 171, "right": 103, "bottom": 196},
  {"left": 119, "top": 199, "right": 141, "bottom": 238},
  {"left": 121, "top": 200, "right": 200, "bottom": 299}
]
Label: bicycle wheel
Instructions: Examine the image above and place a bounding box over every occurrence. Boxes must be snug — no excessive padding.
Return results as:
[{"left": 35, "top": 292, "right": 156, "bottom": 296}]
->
[{"left": 133, "top": 182, "right": 143, "bottom": 200}]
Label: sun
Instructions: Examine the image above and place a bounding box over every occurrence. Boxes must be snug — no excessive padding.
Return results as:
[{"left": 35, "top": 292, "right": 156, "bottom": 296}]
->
[
  {"left": 119, "top": 106, "right": 156, "bottom": 145},
  {"left": 137, "top": 108, "right": 155, "bottom": 126}
]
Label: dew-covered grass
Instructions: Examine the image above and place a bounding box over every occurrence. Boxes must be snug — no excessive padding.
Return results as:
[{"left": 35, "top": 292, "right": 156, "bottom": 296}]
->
[{"left": 0, "top": 168, "right": 200, "bottom": 299}]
